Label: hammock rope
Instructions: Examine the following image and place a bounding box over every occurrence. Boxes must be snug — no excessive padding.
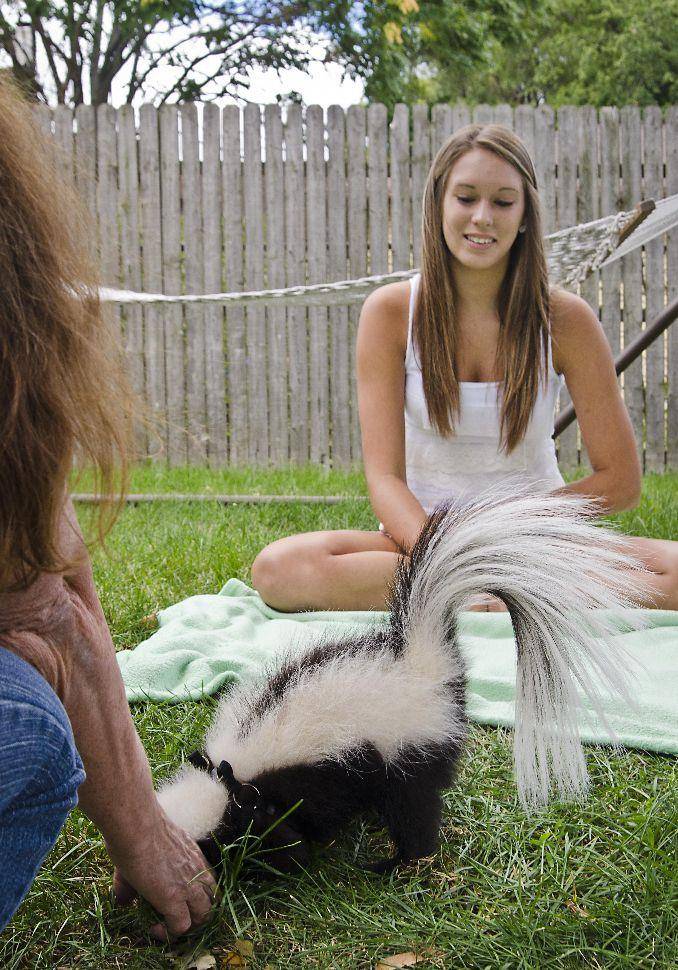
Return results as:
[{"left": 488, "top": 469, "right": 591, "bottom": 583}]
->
[{"left": 99, "top": 196, "right": 678, "bottom": 309}]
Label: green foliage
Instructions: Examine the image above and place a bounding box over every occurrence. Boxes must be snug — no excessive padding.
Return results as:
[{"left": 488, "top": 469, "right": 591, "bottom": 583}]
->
[
  {"left": 335, "top": 0, "right": 525, "bottom": 112},
  {"left": 4, "top": 0, "right": 673, "bottom": 107},
  {"left": 528, "top": 0, "right": 678, "bottom": 107},
  {"left": 386, "top": 0, "right": 678, "bottom": 107}
]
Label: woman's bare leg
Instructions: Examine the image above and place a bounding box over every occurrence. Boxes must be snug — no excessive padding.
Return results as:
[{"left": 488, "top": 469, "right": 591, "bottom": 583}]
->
[
  {"left": 251, "top": 530, "right": 402, "bottom": 612},
  {"left": 252, "top": 530, "right": 511, "bottom": 614},
  {"left": 623, "top": 536, "right": 678, "bottom": 610}
]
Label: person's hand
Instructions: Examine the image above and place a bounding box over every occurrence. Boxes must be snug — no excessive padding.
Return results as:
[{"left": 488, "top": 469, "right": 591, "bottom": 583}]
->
[{"left": 109, "top": 813, "right": 218, "bottom": 942}]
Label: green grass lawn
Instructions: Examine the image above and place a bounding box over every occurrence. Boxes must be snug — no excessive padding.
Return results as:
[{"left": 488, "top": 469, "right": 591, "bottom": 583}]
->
[{"left": 2, "top": 468, "right": 677, "bottom": 969}]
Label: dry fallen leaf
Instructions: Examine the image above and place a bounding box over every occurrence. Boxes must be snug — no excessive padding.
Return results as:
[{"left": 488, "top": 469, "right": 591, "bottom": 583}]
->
[
  {"left": 185, "top": 952, "right": 217, "bottom": 970},
  {"left": 221, "top": 956, "right": 246, "bottom": 969},
  {"left": 140, "top": 611, "right": 158, "bottom": 630},
  {"left": 375, "top": 950, "right": 432, "bottom": 969},
  {"left": 221, "top": 940, "right": 254, "bottom": 967},
  {"left": 566, "top": 898, "right": 591, "bottom": 919}
]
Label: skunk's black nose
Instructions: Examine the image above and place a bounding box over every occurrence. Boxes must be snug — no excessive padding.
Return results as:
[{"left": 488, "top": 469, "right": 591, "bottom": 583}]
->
[{"left": 217, "top": 759, "right": 236, "bottom": 786}]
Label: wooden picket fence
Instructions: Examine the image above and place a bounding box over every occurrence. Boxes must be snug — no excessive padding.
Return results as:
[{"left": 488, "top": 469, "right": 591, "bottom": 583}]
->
[{"left": 37, "top": 101, "right": 678, "bottom": 472}]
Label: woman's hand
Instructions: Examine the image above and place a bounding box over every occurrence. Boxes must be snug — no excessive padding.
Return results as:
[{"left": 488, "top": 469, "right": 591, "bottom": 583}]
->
[{"left": 109, "top": 814, "right": 217, "bottom": 942}]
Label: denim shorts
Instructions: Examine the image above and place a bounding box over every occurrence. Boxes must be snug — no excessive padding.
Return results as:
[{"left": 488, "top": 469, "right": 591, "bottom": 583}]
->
[{"left": 0, "top": 646, "right": 85, "bottom": 931}]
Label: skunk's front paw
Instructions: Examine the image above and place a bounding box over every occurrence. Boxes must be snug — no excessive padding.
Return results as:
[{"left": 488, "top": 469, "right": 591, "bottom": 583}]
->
[{"left": 362, "top": 854, "right": 402, "bottom": 876}]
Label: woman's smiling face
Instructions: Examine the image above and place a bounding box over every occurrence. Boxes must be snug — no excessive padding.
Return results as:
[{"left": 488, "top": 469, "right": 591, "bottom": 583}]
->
[{"left": 442, "top": 147, "right": 526, "bottom": 271}]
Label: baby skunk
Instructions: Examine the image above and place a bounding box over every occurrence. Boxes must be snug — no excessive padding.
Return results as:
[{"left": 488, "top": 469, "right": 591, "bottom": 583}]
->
[{"left": 157, "top": 488, "right": 641, "bottom": 874}]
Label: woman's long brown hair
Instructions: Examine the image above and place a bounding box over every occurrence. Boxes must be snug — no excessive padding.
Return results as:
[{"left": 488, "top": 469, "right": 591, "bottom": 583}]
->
[
  {"left": 416, "top": 124, "right": 551, "bottom": 452},
  {"left": 0, "top": 78, "right": 133, "bottom": 591}
]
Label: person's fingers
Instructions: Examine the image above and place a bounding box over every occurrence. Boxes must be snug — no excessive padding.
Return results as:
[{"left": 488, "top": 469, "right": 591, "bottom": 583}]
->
[
  {"left": 112, "top": 868, "right": 138, "bottom": 906},
  {"left": 148, "top": 922, "right": 171, "bottom": 943},
  {"left": 186, "top": 878, "right": 217, "bottom": 927},
  {"left": 149, "top": 900, "right": 193, "bottom": 942},
  {"left": 146, "top": 884, "right": 215, "bottom": 943}
]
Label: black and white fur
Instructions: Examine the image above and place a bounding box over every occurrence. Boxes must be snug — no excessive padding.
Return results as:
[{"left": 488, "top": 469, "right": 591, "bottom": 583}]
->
[{"left": 158, "top": 488, "right": 643, "bottom": 874}]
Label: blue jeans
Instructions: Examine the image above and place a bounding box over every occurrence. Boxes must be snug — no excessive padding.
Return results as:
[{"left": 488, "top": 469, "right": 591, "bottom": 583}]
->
[{"left": 0, "top": 646, "right": 85, "bottom": 931}]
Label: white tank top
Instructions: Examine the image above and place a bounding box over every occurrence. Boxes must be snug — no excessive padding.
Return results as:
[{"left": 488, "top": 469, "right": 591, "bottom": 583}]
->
[{"left": 405, "top": 274, "right": 565, "bottom": 514}]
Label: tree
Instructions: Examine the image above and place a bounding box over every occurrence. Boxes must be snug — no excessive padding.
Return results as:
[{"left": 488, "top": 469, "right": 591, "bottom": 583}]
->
[
  {"left": 407, "top": 0, "right": 678, "bottom": 107},
  {"left": 0, "top": 0, "right": 532, "bottom": 108},
  {"left": 0, "top": 0, "right": 363, "bottom": 105},
  {"left": 339, "top": 0, "right": 526, "bottom": 111}
]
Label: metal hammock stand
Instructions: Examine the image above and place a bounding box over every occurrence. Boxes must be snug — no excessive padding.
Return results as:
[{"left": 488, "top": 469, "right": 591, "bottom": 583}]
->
[{"left": 96, "top": 193, "right": 678, "bottom": 472}]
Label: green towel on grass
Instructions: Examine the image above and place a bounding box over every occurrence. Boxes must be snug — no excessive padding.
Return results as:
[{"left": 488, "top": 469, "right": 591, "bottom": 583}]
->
[{"left": 117, "top": 578, "right": 678, "bottom": 755}]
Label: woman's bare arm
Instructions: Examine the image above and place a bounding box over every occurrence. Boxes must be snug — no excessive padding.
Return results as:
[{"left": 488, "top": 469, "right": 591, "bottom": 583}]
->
[
  {"left": 551, "top": 289, "right": 642, "bottom": 513},
  {"left": 0, "top": 501, "right": 216, "bottom": 941},
  {"left": 357, "top": 283, "right": 428, "bottom": 550}
]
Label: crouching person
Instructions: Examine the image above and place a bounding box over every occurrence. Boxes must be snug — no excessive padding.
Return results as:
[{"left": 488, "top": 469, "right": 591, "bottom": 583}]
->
[{"left": 0, "top": 76, "right": 216, "bottom": 939}]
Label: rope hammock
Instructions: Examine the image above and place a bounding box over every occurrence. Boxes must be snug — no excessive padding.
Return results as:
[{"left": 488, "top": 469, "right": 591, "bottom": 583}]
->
[{"left": 100, "top": 194, "right": 678, "bottom": 309}]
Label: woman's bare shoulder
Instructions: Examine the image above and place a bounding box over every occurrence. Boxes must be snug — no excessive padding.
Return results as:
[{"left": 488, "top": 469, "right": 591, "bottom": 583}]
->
[
  {"left": 549, "top": 286, "right": 609, "bottom": 373},
  {"left": 359, "top": 280, "right": 410, "bottom": 349},
  {"left": 550, "top": 286, "right": 599, "bottom": 331},
  {"left": 362, "top": 280, "right": 411, "bottom": 314}
]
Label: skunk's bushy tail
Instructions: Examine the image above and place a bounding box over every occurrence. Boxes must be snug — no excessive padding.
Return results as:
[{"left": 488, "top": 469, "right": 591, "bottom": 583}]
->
[{"left": 389, "top": 485, "right": 645, "bottom": 810}]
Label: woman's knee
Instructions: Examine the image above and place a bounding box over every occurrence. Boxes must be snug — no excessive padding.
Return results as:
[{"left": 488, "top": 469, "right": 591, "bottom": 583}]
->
[
  {"left": 251, "top": 536, "right": 331, "bottom": 608},
  {"left": 0, "top": 648, "right": 84, "bottom": 810}
]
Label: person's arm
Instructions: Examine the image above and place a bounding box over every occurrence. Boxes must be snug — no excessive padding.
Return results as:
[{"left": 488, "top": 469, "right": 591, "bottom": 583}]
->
[
  {"left": 0, "top": 501, "right": 216, "bottom": 942},
  {"left": 550, "top": 289, "right": 642, "bottom": 513},
  {"left": 357, "top": 282, "right": 428, "bottom": 550}
]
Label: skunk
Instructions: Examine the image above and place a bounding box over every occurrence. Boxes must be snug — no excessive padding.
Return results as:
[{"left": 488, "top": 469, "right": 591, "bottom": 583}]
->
[{"left": 157, "top": 488, "right": 641, "bottom": 874}]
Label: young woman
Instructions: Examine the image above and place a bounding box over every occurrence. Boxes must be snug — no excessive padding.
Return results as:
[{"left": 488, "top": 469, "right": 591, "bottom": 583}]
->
[
  {"left": 252, "top": 124, "right": 678, "bottom": 613},
  {"left": 0, "top": 79, "right": 215, "bottom": 937}
]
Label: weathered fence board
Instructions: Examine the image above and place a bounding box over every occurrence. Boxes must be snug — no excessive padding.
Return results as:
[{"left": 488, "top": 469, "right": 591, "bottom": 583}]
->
[
  {"left": 346, "top": 105, "right": 368, "bottom": 462},
  {"left": 390, "top": 103, "right": 410, "bottom": 272},
  {"left": 555, "top": 106, "right": 579, "bottom": 474},
  {"left": 243, "top": 103, "right": 268, "bottom": 464},
  {"left": 620, "top": 107, "right": 644, "bottom": 454},
  {"left": 283, "top": 105, "right": 309, "bottom": 465},
  {"left": 327, "top": 105, "right": 351, "bottom": 466},
  {"left": 48, "top": 102, "right": 677, "bottom": 471},
  {"left": 117, "top": 105, "right": 145, "bottom": 456},
  {"left": 264, "top": 104, "right": 288, "bottom": 465},
  {"left": 643, "top": 106, "right": 666, "bottom": 472},
  {"left": 431, "top": 103, "right": 452, "bottom": 155},
  {"left": 158, "top": 104, "right": 186, "bottom": 465},
  {"left": 138, "top": 104, "right": 166, "bottom": 458},
  {"left": 599, "top": 103, "right": 623, "bottom": 500},
  {"left": 181, "top": 103, "right": 208, "bottom": 465},
  {"left": 368, "top": 103, "right": 389, "bottom": 275},
  {"left": 202, "top": 102, "right": 228, "bottom": 468},
  {"left": 96, "top": 104, "right": 123, "bottom": 357},
  {"left": 576, "top": 105, "right": 600, "bottom": 475},
  {"left": 222, "top": 105, "right": 247, "bottom": 465},
  {"left": 74, "top": 105, "right": 97, "bottom": 217},
  {"left": 54, "top": 105, "right": 74, "bottom": 185},
  {"left": 411, "top": 103, "right": 430, "bottom": 266},
  {"left": 667, "top": 107, "right": 678, "bottom": 468},
  {"left": 307, "top": 105, "right": 330, "bottom": 465}
]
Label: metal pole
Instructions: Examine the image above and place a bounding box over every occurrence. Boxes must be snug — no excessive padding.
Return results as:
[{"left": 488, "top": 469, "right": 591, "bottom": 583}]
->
[{"left": 554, "top": 295, "right": 678, "bottom": 437}]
